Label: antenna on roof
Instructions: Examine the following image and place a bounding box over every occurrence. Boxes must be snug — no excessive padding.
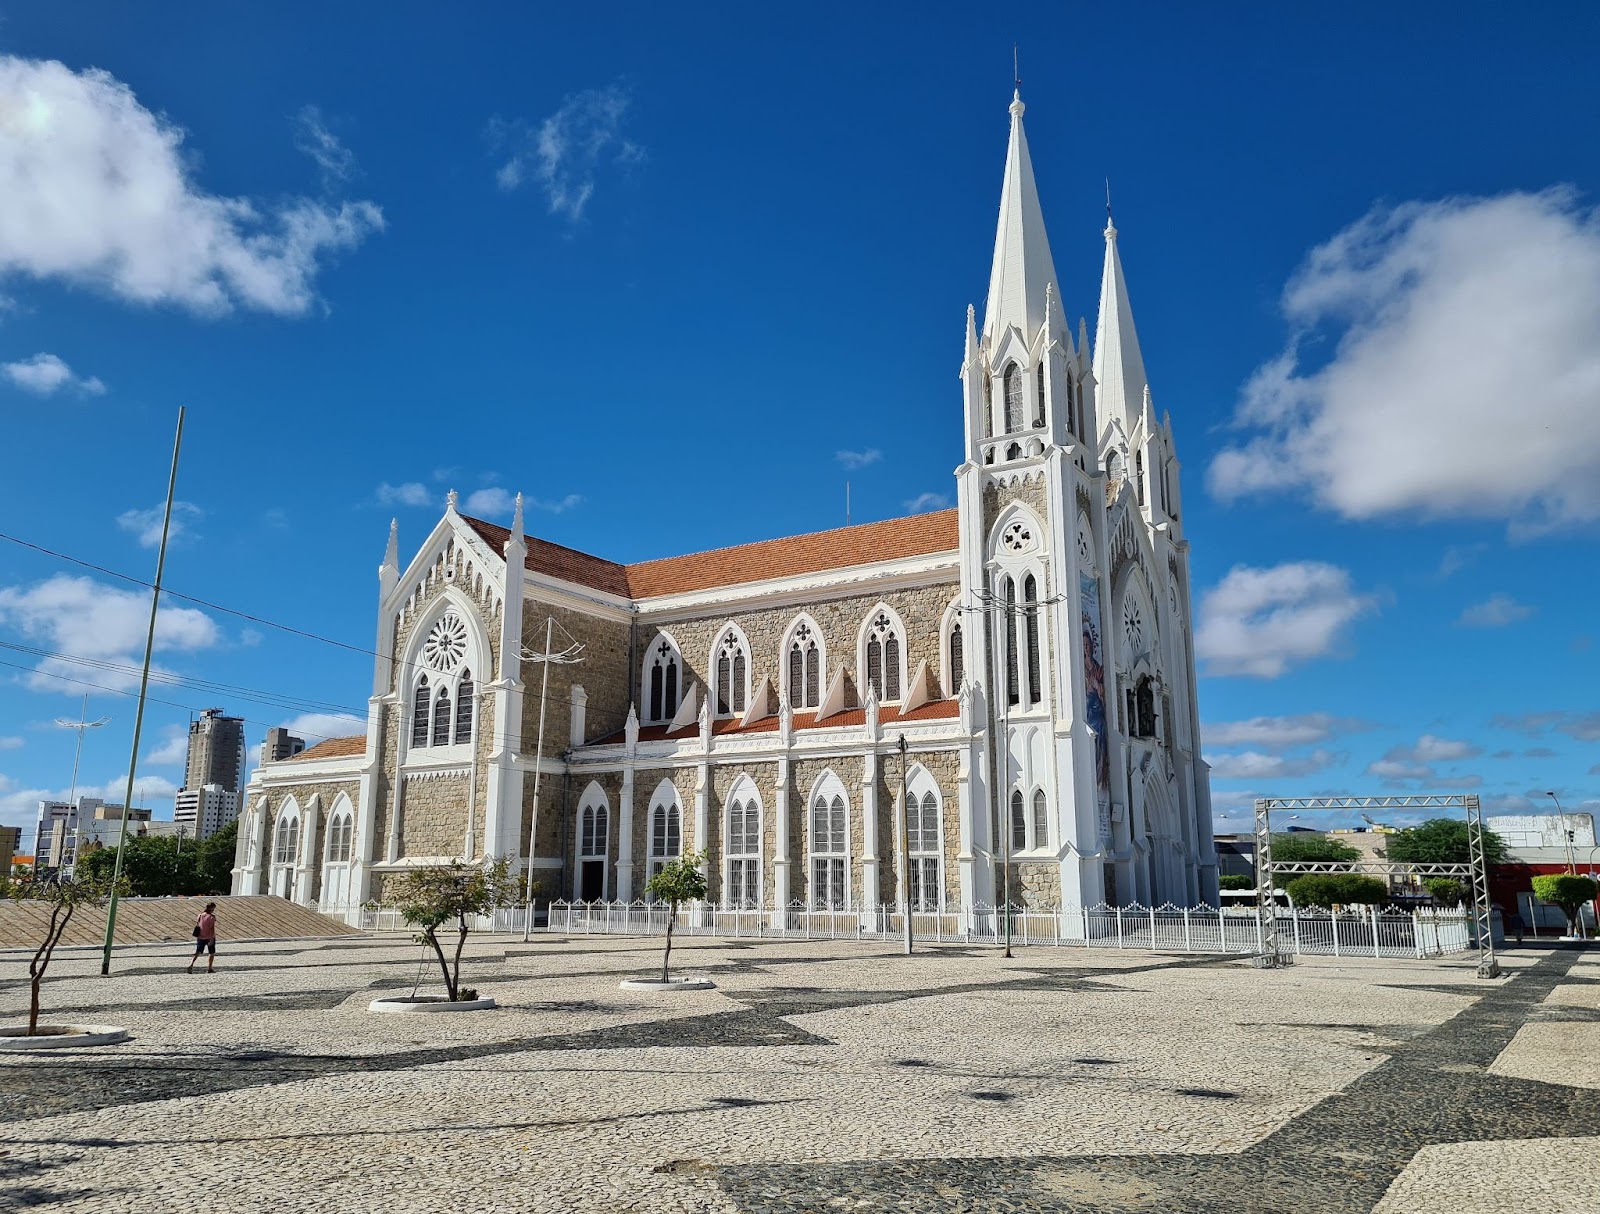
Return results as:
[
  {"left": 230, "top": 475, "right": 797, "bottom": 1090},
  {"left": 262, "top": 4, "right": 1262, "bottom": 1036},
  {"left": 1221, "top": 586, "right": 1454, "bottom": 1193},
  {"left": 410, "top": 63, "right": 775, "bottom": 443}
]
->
[
  {"left": 1106, "top": 178, "right": 1113, "bottom": 225},
  {"left": 846, "top": 480, "right": 851, "bottom": 527}
]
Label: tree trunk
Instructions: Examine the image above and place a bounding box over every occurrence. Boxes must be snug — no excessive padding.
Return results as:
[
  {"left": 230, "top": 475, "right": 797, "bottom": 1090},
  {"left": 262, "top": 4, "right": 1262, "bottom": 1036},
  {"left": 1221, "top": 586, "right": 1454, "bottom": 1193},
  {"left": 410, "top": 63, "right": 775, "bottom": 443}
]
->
[
  {"left": 424, "top": 927, "right": 455, "bottom": 1001},
  {"left": 661, "top": 901, "right": 675, "bottom": 982},
  {"left": 28, "top": 903, "right": 71, "bottom": 1036},
  {"left": 451, "top": 911, "right": 469, "bottom": 1000}
]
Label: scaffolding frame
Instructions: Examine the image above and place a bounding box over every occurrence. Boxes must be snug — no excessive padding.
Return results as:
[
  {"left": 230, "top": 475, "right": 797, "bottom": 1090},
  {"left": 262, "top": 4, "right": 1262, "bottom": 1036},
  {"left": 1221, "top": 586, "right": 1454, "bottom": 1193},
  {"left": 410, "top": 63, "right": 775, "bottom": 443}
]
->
[{"left": 1253, "top": 794, "right": 1500, "bottom": 979}]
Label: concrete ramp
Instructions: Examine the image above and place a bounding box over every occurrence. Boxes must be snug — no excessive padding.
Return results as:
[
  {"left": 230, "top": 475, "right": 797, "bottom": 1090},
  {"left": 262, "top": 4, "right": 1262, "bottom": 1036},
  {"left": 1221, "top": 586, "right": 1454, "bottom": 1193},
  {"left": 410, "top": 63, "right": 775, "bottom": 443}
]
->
[{"left": 0, "top": 895, "right": 360, "bottom": 949}]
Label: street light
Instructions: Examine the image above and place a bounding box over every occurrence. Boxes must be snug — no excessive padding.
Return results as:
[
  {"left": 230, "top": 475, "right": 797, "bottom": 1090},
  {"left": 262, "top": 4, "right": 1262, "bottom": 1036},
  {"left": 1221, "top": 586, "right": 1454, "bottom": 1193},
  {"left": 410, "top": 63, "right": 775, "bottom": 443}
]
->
[
  {"left": 896, "top": 733, "right": 912, "bottom": 956},
  {"left": 54, "top": 695, "right": 110, "bottom": 872},
  {"left": 520, "top": 616, "right": 585, "bottom": 942},
  {"left": 1547, "top": 792, "right": 1578, "bottom": 875}
]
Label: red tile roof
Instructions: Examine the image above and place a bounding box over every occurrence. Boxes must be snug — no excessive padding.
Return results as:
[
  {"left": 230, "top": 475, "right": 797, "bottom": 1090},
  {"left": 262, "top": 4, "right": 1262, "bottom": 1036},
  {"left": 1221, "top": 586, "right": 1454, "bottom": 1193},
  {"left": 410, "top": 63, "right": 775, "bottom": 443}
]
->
[
  {"left": 280, "top": 735, "right": 367, "bottom": 763},
  {"left": 459, "top": 510, "right": 959, "bottom": 600},
  {"left": 593, "top": 697, "right": 961, "bottom": 746}
]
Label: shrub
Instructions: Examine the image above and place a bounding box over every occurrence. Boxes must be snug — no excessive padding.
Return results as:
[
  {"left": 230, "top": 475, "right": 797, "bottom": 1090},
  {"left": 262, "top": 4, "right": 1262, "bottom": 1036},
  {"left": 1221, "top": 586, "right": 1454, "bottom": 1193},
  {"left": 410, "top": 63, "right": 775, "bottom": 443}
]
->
[
  {"left": 644, "top": 850, "right": 708, "bottom": 982},
  {"left": 395, "top": 857, "right": 519, "bottom": 1001},
  {"left": 1531, "top": 874, "right": 1599, "bottom": 937},
  {"left": 1424, "top": 878, "right": 1466, "bottom": 906},
  {"left": 1218, "top": 874, "right": 1253, "bottom": 891},
  {"left": 1285, "top": 873, "right": 1390, "bottom": 909}
]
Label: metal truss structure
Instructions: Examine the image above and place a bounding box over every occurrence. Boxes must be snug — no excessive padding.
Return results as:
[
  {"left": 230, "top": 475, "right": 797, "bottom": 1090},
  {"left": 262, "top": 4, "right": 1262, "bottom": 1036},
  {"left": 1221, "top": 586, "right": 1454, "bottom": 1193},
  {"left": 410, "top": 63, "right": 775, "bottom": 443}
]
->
[{"left": 1254, "top": 795, "right": 1499, "bottom": 979}]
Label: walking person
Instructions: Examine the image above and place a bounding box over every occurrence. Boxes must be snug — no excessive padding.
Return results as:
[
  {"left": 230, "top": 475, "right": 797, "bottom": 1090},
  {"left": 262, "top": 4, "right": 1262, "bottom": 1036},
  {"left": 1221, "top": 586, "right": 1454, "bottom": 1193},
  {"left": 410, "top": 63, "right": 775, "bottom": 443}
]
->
[{"left": 188, "top": 901, "right": 218, "bottom": 973}]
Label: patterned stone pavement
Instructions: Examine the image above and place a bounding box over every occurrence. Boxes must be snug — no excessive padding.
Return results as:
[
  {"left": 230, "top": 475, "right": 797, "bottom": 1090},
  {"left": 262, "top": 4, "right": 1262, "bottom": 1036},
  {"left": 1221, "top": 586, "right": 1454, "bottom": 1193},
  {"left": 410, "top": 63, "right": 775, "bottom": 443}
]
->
[{"left": 1, "top": 934, "right": 1596, "bottom": 1213}]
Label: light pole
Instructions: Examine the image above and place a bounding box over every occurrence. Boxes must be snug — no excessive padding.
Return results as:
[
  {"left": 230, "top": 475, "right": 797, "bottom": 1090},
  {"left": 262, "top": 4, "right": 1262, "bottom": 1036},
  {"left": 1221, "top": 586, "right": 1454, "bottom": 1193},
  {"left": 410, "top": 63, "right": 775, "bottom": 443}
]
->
[
  {"left": 1547, "top": 792, "right": 1578, "bottom": 875},
  {"left": 54, "top": 696, "right": 110, "bottom": 876},
  {"left": 521, "top": 616, "right": 585, "bottom": 941},
  {"left": 896, "top": 733, "right": 913, "bottom": 956}
]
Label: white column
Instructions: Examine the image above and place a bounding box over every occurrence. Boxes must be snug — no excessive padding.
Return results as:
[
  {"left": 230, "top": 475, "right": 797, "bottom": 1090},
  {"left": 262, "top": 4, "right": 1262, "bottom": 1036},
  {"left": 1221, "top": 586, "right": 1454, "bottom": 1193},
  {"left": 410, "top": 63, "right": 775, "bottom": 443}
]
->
[
  {"left": 861, "top": 747, "right": 880, "bottom": 909},
  {"left": 297, "top": 796, "right": 321, "bottom": 907},
  {"left": 616, "top": 762, "right": 636, "bottom": 900},
  {"left": 772, "top": 756, "right": 791, "bottom": 926}
]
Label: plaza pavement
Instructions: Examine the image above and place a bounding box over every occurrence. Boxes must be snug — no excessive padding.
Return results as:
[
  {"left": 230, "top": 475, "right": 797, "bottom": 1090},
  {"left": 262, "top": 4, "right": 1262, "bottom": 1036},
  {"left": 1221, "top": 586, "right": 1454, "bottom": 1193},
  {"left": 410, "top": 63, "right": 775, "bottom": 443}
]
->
[{"left": 1, "top": 933, "right": 1596, "bottom": 1213}]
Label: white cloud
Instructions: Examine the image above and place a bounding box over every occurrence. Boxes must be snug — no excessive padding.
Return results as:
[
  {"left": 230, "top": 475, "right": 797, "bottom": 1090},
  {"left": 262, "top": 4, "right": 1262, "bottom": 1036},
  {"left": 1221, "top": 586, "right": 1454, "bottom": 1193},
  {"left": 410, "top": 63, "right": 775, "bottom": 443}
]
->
[
  {"left": 1208, "top": 189, "right": 1600, "bottom": 534},
  {"left": 836, "top": 449, "right": 881, "bottom": 470},
  {"left": 1194, "top": 562, "right": 1378, "bottom": 678},
  {"left": 1458, "top": 593, "right": 1535, "bottom": 628},
  {"left": 1203, "top": 713, "right": 1375, "bottom": 752},
  {"left": 531, "top": 493, "right": 582, "bottom": 514},
  {"left": 0, "top": 771, "right": 180, "bottom": 830},
  {"left": 0, "top": 736, "right": 21, "bottom": 750},
  {"left": 0, "top": 573, "right": 219, "bottom": 693},
  {"left": 464, "top": 487, "right": 513, "bottom": 517},
  {"left": 490, "top": 83, "right": 642, "bottom": 221},
  {"left": 1385, "top": 734, "right": 1483, "bottom": 763},
  {"left": 1493, "top": 711, "right": 1600, "bottom": 742},
  {"left": 0, "top": 55, "right": 383, "bottom": 315},
  {"left": 295, "top": 105, "right": 357, "bottom": 188},
  {"left": 143, "top": 728, "right": 189, "bottom": 766},
  {"left": 1205, "top": 749, "right": 1340, "bottom": 781},
  {"left": 3, "top": 352, "right": 105, "bottom": 396},
  {"left": 376, "top": 482, "right": 434, "bottom": 508},
  {"left": 904, "top": 492, "right": 950, "bottom": 513},
  {"left": 116, "top": 500, "right": 203, "bottom": 548},
  {"left": 277, "top": 712, "right": 365, "bottom": 744}
]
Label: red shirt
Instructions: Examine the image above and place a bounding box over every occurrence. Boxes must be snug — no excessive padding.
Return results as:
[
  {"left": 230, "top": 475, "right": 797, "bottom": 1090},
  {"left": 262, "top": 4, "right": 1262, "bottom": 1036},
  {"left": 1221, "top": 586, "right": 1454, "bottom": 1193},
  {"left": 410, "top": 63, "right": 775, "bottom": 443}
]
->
[{"left": 196, "top": 912, "right": 216, "bottom": 940}]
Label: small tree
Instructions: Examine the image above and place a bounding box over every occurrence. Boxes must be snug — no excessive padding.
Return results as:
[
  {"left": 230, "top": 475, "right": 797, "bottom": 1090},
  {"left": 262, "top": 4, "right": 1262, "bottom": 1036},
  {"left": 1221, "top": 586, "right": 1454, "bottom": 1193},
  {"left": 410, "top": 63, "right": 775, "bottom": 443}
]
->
[
  {"left": 1285, "top": 873, "right": 1389, "bottom": 909},
  {"left": 1424, "top": 877, "right": 1466, "bottom": 906},
  {"left": 1267, "top": 833, "right": 1361, "bottom": 886},
  {"left": 5, "top": 871, "right": 126, "bottom": 1035},
  {"left": 1531, "top": 874, "right": 1599, "bottom": 938},
  {"left": 195, "top": 820, "right": 239, "bottom": 895},
  {"left": 394, "top": 857, "right": 519, "bottom": 1001},
  {"left": 1218, "top": 874, "right": 1253, "bottom": 891},
  {"left": 1387, "top": 818, "right": 1507, "bottom": 867},
  {"left": 644, "top": 850, "right": 707, "bottom": 982}
]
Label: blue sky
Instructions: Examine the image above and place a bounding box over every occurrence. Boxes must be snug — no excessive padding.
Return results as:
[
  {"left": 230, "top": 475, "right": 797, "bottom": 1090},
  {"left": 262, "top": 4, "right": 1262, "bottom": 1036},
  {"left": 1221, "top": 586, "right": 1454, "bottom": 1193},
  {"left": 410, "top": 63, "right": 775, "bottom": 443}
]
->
[{"left": 1, "top": 3, "right": 1598, "bottom": 847}]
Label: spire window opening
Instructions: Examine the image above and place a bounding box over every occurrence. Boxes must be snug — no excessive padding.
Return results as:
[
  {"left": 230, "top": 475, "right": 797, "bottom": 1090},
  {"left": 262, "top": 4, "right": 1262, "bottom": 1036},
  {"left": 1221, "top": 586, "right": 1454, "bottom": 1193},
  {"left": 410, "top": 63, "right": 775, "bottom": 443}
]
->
[
  {"left": 1136, "top": 451, "right": 1146, "bottom": 507},
  {"left": 1023, "top": 574, "right": 1042, "bottom": 706},
  {"left": 948, "top": 620, "right": 964, "bottom": 697},
  {"left": 1002, "top": 576, "right": 1020, "bottom": 707},
  {"left": 983, "top": 376, "right": 994, "bottom": 437},
  {"left": 1064, "top": 374, "right": 1076, "bottom": 438},
  {"left": 1034, "top": 363, "right": 1046, "bottom": 428},
  {"left": 1003, "top": 364, "right": 1024, "bottom": 433},
  {"left": 1135, "top": 676, "right": 1157, "bottom": 738}
]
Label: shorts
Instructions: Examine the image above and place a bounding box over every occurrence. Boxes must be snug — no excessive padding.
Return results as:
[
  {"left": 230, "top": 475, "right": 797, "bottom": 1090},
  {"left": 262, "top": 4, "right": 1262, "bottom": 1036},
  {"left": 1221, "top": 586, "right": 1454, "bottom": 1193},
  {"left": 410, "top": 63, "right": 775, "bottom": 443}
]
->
[{"left": 193, "top": 937, "right": 216, "bottom": 955}]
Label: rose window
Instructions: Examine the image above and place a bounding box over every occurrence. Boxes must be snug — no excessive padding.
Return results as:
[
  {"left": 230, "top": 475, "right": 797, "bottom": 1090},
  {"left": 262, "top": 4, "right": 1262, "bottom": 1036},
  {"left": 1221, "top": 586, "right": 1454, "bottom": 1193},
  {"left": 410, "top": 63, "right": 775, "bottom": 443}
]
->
[
  {"left": 1001, "top": 521, "right": 1033, "bottom": 553},
  {"left": 423, "top": 613, "right": 469, "bottom": 673}
]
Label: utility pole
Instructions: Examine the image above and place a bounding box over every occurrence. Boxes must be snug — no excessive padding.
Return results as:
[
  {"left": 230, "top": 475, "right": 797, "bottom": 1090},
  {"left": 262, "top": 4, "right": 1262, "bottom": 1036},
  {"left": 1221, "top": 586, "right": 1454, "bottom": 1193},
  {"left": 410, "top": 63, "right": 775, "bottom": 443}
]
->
[
  {"left": 1548, "top": 792, "right": 1578, "bottom": 875},
  {"left": 521, "top": 617, "right": 585, "bottom": 941},
  {"left": 102, "top": 407, "right": 184, "bottom": 976},
  {"left": 897, "top": 733, "right": 913, "bottom": 956}
]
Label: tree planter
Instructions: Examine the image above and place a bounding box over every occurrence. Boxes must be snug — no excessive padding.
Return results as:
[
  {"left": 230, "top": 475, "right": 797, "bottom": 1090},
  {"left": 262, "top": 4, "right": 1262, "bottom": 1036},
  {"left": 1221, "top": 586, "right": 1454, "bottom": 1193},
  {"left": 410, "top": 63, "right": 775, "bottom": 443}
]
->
[
  {"left": 0, "top": 1024, "right": 130, "bottom": 1051},
  {"left": 368, "top": 995, "right": 497, "bottom": 1013},
  {"left": 619, "top": 977, "right": 715, "bottom": 992}
]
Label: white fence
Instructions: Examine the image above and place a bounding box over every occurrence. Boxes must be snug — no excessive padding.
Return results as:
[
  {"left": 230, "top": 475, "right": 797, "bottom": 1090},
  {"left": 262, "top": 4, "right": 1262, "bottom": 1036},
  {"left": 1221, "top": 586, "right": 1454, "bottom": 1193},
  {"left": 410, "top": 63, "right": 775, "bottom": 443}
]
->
[{"left": 539, "top": 899, "right": 1476, "bottom": 959}]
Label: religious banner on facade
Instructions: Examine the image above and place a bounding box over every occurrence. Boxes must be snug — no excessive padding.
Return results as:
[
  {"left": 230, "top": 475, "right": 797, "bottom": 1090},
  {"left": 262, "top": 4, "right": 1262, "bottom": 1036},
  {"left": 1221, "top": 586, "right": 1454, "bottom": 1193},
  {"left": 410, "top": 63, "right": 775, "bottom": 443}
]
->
[{"left": 1080, "top": 571, "right": 1112, "bottom": 847}]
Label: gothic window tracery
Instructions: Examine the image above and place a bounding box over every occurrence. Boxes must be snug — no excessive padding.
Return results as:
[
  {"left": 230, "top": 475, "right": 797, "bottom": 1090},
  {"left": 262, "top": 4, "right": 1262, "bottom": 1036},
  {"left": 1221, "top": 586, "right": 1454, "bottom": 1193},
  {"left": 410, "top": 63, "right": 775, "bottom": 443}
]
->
[
  {"left": 1004, "top": 364, "right": 1024, "bottom": 433},
  {"left": 726, "top": 791, "right": 761, "bottom": 909},
  {"left": 646, "top": 636, "right": 682, "bottom": 724},
  {"left": 948, "top": 619, "right": 964, "bottom": 696},
  {"left": 272, "top": 813, "right": 299, "bottom": 867},
  {"left": 714, "top": 630, "right": 750, "bottom": 716},
  {"left": 648, "top": 788, "right": 682, "bottom": 888},
  {"left": 906, "top": 770, "right": 943, "bottom": 910},
  {"left": 810, "top": 776, "right": 849, "bottom": 909},
  {"left": 1010, "top": 789, "right": 1027, "bottom": 852},
  {"left": 327, "top": 811, "right": 354, "bottom": 864},
  {"left": 786, "top": 621, "right": 821, "bottom": 709},
  {"left": 409, "top": 611, "right": 478, "bottom": 752},
  {"left": 863, "top": 610, "right": 903, "bottom": 702},
  {"left": 1032, "top": 788, "right": 1049, "bottom": 850}
]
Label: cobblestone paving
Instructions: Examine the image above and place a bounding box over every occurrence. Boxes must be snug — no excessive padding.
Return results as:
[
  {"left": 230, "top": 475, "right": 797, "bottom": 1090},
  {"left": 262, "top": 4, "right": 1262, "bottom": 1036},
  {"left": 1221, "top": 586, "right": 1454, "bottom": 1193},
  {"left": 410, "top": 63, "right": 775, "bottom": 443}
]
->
[{"left": 0, "top": 936, "right": 1595, "bottom": 1213}]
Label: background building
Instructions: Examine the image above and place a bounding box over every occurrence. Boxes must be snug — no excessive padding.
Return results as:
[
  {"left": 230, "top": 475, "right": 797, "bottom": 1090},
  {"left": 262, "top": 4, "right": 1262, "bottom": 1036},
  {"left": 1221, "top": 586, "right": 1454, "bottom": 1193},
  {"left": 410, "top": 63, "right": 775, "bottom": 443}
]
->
[
  {"left": 263, "top": 728, "right": 306, "bottom": 764},
  {"left": 34, "top": 798, "right": 150, "bottom": 874},
  {"left": 0, "top": 825, "right": 20, "bottom": 874},
  {"left": 174, "top": 784, "right": 240, "bottom": 841}
]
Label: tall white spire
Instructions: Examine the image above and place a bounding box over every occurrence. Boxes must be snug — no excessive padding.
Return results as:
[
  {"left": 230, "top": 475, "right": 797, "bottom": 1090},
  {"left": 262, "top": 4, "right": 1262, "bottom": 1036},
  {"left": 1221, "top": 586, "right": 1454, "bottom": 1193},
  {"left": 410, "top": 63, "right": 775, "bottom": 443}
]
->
[
  {"left": 981, "top": 91, "right": 1059, "bottom": 346},
  {"left": 1093, "top": 217, "right": 1149, "bottom": 433}
]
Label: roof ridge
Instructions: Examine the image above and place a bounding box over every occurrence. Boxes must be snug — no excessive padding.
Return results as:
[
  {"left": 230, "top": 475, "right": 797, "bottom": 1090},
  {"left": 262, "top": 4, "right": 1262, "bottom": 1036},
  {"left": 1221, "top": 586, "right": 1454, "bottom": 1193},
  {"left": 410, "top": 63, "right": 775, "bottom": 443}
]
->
[{"left": 625, "top": 508, "right": 960, "bottom": 571}]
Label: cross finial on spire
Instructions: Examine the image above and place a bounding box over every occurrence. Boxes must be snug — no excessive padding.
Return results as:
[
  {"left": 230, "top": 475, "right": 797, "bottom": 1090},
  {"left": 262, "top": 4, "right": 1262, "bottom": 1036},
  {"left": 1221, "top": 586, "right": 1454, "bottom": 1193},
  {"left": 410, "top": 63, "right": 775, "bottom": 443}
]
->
[
  {"left": 1105, "top": 178, "right": 1115, "bottom": 232},
  {"left": 446, "top": 488, "right": 459, "bottom": 513},
  {"left": 1013, "top": 44, "right": 1021, "bottom": 90}
]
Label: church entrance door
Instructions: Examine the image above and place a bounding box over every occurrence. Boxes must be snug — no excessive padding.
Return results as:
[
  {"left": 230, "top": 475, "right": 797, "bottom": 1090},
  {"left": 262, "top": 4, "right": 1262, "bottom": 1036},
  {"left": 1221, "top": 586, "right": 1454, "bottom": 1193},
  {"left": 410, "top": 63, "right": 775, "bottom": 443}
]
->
[{"left": 579, "top": 860, "right": 605, "bottom": 902}]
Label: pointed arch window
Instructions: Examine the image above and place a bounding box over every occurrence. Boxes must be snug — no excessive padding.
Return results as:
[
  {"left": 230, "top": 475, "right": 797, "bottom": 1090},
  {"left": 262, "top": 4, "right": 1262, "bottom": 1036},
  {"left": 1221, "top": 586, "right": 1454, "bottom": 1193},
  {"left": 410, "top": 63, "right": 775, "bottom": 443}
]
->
[
  {"left": 1136, "top": 450, "right": 1146, "bottom": 507},
  {"left": 454, "top": 669, "right": 474, "bottom": 744},
  {"left": 1064, "top": 373, "right": 1076, "bottom": 437},
  {"left": 983, "top": 375, "right": 994, "bottom": 437},
  {"left": 863, "top": 610, "right": 903, "bottom": 702},
  {"left": 1074, "top": 379, "right": 1086, "bottom": 443},
  {"left": 810, "top": 786, "right": 849, "bottom": 909},
  {"left": 1031, "top": 788, "right": 1049, "bottom": 850},
  {"left": 948, "top": 620, "right": 964, "bottom": 697},
  {"left": 327, "top": 811, "right": 354, "bottom": 864},
  {"left": 1108, "top": 449, "right": 1124, "bottom": 482},
  {"left": 906, "top": 778, "right": 943, "bottom": 911},
  {"left": 581, "top": 804, "right": 609, "bottom": 859},
  {"left": 645, "top": 636, "right": 681, "bottom": 724},
  {"left": 273, "top": 814, "right": 300, "bottom": 867},
  {"left": 726, "top": 794, "right": 761, "bottom": 909},
  {"left": 411, "top": 676, "right": 431, "bottom": 748},
  {"left": 1023, "top": 574, "right": 1042, "bottom": 707},
  {"left": 714, "top": 631, "right": 749, "bottom": 716},
  {"left": 1034, "top": 362, "right": 1046, "bottom": 427},
  {"left": 1010, "top": 789, "right": 1027, "bottom": 853},
  {"left": 646, "top": 782, "right": 683, "bottom": 887},
  {"left": 787, "top": 622, "right": 821, "bottom": 709},
  {"left": 431, "top": 684, "right": 451, "bottom": 747},
  {"left": 1002, "top": 575, "right": 1020, "bottom": 707},
  {"left": 1003, "top": 364, "right": 1024, "bottom": 433}
]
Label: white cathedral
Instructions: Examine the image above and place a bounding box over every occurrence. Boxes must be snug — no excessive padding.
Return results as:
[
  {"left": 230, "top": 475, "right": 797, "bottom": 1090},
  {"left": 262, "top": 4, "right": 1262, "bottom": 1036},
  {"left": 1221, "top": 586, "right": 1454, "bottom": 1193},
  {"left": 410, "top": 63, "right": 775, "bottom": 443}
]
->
[{"left": 232, "top": 91, "right": 1217, "bottom": 919}]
